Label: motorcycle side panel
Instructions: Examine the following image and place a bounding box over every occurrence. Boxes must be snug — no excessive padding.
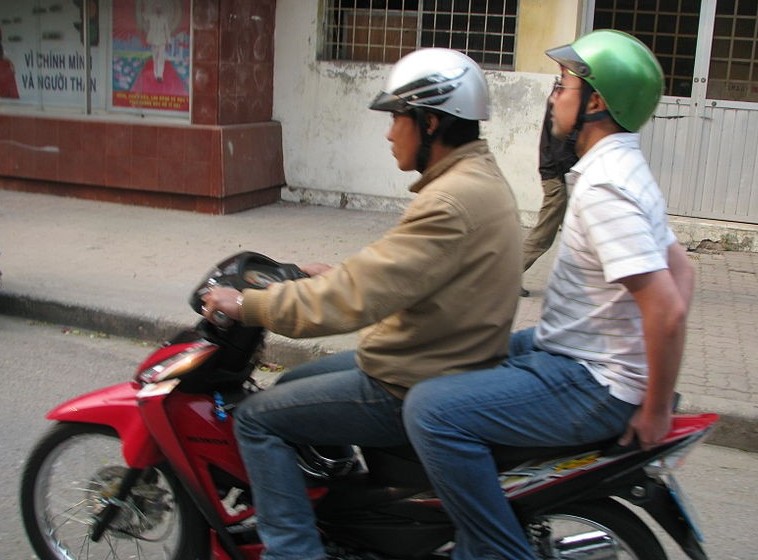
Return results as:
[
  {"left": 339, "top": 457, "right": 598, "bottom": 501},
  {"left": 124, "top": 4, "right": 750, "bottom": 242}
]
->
[
  {"left": 160, "top": 392, "right": 253, "bottom": 523},
  {"left": 45, "top": 381, "right": 163, "bottom": 467}
]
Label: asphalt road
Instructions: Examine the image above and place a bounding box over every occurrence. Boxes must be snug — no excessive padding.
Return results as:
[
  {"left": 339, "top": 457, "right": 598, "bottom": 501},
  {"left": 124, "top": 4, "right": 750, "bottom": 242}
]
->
[{"left": 1, "top": 315, "right": 756, "bottom": 560}]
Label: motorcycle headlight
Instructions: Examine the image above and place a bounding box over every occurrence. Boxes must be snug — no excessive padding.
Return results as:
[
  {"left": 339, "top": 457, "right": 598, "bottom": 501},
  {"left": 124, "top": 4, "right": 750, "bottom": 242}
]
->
[{"left": 137, "top": 342, "right": 218, "bottom": 384}]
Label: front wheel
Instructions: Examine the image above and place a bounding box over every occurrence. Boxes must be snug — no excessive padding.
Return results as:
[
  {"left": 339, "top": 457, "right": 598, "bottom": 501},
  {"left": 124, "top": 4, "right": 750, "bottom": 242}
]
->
[
  {"left": 20, "top": 422, "right": 209, "bottom": 560},
  {"left": 527, "top": 498, "right": 668, "bottom": 559}
]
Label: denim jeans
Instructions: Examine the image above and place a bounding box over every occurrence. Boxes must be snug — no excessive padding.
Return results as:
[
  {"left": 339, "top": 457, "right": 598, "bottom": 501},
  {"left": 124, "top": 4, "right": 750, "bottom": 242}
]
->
[
  {"left": 403, "top": 328, "right": 638, "bottom": 560},
  {"left": 233, "top": 351, "right": 407, "bottom": 560}
]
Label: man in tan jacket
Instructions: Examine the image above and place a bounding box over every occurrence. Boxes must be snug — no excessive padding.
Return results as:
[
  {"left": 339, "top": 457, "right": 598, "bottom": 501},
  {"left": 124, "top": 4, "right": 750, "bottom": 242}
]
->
[{"left": 201, "top": 48, "right": 521, "bottom": 560}]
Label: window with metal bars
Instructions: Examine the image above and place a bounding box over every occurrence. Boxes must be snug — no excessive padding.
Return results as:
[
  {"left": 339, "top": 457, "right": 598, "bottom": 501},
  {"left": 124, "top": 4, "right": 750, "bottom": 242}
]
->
[
  {"left": 708, "top": 0, "right": 758, "bottom": 102},
  {"left": 320, "top": 0, "right": 519, "bottom": 69},
  {"left": 594, "top": 0, "right": 758, "bottom": 102},
  {"left": 593, "top": 0, "right": 702, "bottom": 98}
]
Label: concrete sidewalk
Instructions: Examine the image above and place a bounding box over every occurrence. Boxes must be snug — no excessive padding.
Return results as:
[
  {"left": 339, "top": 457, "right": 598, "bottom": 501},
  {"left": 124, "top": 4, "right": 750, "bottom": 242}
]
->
[{"left": 1, "top": 190, "right": 756, "bottom": 451}]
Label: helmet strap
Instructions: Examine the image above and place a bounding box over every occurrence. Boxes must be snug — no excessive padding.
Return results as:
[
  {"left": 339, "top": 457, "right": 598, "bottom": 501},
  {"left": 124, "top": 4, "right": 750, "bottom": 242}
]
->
[
  {"left": 413, "top": 109, "right": 432, "bottom": 172},
  {"left": 412, "top": 109, "right": 456, "bottom": 173},
  {"left": 574, "top": 81, "right": 614, "bottom": 131},
  {"left": 582, "top": 109, "right": 612, "bottom": 123},
  {"left": 571, "top": 81, "right": 595, "bottom": 137}
]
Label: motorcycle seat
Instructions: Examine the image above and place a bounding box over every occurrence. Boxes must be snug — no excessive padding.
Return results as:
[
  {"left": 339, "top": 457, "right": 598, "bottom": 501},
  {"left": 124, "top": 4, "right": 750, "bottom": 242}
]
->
[{"left": 361, "top": 438, "right": 617, "bottom": 488}]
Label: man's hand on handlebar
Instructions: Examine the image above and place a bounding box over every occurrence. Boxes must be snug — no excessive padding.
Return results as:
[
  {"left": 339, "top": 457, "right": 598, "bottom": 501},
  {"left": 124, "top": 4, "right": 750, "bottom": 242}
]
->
[
  {"left": 201, "top": 261, "right": 321, "bottom": 327},
  {"left": 201, "top": 287, "right": 243, "bottom": 327}
]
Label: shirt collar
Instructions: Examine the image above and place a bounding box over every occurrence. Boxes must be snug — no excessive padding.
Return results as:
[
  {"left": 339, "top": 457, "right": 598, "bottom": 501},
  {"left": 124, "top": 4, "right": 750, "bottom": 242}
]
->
[
  {"left": 409, "top": 139, "right": 490, "bottom": 194},
  {"left": 572, "top": 132, "right": 640, "bottom": 175}
]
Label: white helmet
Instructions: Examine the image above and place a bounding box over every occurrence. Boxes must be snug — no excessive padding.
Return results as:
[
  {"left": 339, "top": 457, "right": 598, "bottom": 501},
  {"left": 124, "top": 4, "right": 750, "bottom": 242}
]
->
[{"left": 370, "top": 48, "right": 490, "bottom": 121}]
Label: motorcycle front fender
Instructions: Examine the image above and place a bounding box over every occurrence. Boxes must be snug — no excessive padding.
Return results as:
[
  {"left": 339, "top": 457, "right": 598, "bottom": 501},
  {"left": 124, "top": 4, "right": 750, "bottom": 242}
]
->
[{"left": 46, "top": 381, "right": 164, "bottom": 468}]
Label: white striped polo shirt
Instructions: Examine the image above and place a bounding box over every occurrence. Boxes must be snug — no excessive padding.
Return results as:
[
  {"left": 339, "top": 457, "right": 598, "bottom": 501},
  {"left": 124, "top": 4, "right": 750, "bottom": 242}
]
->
[{"left": 534, "top": 133, "right": 677, "bottom": 405}]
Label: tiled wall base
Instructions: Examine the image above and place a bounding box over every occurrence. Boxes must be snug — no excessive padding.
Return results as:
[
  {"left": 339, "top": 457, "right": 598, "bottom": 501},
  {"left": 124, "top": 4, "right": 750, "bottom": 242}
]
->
[
  {"left": 0, "top": 176, "right": 281, "bottom": 214},
  {"left": 0, "top": 115, "right": 285, "bottom": 214}
]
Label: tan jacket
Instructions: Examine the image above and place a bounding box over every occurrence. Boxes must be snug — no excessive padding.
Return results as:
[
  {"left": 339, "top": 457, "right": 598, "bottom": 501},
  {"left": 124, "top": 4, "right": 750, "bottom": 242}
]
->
[{"left": 240, "top": 140, "right": 522, "bottom": 394}]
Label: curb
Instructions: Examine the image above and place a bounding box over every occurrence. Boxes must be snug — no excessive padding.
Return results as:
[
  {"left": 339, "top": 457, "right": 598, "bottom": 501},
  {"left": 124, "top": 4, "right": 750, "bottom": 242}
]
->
[
  {"left": 0, "top": 293, "right": 185, "bottom": 343},
  {"left": 2, "top": 293, "right": 756, "bottom": 453}
]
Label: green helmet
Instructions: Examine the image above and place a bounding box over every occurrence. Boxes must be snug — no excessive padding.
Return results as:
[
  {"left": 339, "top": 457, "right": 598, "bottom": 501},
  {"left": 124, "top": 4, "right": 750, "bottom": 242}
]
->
[{"left": 546, "top": 29, "right": 664, "bottom": 132}]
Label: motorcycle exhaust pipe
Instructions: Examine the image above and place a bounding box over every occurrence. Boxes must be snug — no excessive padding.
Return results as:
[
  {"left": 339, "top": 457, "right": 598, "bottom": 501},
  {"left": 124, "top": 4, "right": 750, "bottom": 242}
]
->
[{"left": 555, "top": 530, "right": 620, "bottom": 559}]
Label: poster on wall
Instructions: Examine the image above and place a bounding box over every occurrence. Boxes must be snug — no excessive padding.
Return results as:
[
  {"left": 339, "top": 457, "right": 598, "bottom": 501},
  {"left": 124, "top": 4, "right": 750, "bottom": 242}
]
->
[
  {"left": 0, "top": 0, "right": 105, "bottom": 109},
  {"left": 111, "top": 0, "right": 190, "bottom": 113},
  {"left": 0, "top": 26, "right": 20, "bottom": 99}
]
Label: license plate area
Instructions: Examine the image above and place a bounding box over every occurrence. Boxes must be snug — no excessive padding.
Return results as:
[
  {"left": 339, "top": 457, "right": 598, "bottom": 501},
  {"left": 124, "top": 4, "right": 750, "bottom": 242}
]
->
[{"left": 665, "top": 474, "right": 705, "bottom": 543}]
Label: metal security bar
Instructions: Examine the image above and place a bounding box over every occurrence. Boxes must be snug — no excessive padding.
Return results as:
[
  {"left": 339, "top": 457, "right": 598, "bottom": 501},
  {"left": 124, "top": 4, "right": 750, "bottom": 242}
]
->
[
  {"left": 320, "top": 0, "right": 518, "bottom": 69},
  {"left": 708, "top": 0, "right": 758, "bottom": 103},
  {"left": 593, "top": 0, "right": 702, "bottom": 97}
]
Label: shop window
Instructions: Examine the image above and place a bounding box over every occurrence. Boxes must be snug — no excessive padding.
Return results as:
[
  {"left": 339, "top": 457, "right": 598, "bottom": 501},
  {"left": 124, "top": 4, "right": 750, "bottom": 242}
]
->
[
  {"left": 0, "top": 0, "right": 192, "bottom": 117},
  {"left": 320, "top": 0, "right": 519, "bottom": 69}
]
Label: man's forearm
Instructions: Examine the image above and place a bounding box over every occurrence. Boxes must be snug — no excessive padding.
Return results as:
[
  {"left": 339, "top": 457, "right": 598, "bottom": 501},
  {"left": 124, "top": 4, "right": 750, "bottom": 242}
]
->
[{"left": 667, "top": 243, "right": 695, "bottom": 312}]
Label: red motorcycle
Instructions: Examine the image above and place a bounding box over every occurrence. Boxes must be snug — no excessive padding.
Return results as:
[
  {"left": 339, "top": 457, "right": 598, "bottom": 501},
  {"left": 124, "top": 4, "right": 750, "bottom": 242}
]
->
[{"left": 20, "top": 252, "right": 716, "bottom": 560}]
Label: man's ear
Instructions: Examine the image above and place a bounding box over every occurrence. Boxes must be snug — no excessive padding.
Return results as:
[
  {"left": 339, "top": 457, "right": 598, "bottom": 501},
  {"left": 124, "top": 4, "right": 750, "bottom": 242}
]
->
[
  {"left": 425, "top": 113, "right": 440, "bottom": 135},
  {"left": 586, "top": 92, "right": 608, "bottom": 117}
]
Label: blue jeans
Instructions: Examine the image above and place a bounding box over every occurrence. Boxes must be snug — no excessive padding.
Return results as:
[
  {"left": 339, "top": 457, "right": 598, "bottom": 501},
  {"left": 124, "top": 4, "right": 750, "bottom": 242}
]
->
[
  {"left": 403, "top": 328, "right": 638, "bottom": 560},
  {"left": 233, "top": 351, "right": 407, "bottom": 560}
]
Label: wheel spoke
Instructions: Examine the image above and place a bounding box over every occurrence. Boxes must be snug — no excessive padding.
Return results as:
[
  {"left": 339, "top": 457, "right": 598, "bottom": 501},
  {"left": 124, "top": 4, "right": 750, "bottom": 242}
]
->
[
  {"left": 21, "top": 425, "right": 198, "bottom": 559},
  {"left": 49, "top": 498, "right": 93, "bottom": 530}
]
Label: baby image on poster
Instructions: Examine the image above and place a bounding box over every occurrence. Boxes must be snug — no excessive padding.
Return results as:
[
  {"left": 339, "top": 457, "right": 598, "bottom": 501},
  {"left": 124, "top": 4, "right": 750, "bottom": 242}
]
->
[{"left": 112, "top": 0, "right": 189, "bottom": 112}]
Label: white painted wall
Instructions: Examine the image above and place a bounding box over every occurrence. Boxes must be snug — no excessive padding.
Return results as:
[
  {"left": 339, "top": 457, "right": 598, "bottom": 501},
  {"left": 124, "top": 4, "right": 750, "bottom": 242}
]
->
[{"left": 272, "top": 1, "right": 554, "bottom": 220}]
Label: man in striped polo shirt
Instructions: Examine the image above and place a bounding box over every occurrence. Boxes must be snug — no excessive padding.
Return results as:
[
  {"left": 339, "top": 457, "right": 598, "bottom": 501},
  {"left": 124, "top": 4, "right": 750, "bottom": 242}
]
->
[{"left": 404, "top": 30, "right": 695, "bottom": 560}]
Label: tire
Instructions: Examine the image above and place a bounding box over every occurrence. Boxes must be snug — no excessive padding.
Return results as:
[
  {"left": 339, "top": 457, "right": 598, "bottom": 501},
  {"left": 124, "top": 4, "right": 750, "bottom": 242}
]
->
[
  {"left": 527, "top": 498, "right": 668, "bottom": 559},
  {"left": 20, "top": 422, "right": 210, "bottom": 560}
]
